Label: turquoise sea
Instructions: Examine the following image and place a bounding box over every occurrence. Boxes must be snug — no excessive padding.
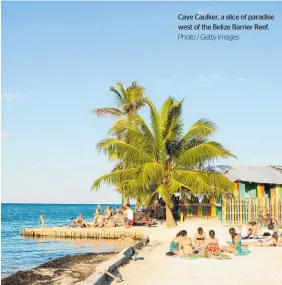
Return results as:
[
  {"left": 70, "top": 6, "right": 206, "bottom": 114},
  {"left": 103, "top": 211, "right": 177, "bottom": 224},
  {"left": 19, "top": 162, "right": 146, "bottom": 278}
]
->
[{"left": 1, "top": 203, "right": 135, "bottom": 277}]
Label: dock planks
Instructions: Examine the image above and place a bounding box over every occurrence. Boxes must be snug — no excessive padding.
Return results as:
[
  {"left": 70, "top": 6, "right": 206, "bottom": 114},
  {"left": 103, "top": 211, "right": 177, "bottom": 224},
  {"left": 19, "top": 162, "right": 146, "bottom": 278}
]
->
[{"left": 20, "top": 227, "right": 145, "bottom": 240}]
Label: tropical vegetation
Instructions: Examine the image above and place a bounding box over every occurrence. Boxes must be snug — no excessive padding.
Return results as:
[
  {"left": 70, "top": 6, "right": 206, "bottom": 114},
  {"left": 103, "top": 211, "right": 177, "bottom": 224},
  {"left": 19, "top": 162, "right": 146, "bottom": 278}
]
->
[
  {"left": 91, "top": 91, "right": 236, "bottom": 227},
  {"left": 91, "top": 82, "right": 146, "bottom": 205}
]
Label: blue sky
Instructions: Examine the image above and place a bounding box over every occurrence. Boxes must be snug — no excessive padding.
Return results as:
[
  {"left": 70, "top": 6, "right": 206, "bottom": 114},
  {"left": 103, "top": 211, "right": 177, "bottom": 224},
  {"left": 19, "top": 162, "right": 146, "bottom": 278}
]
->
[{"left": 2, "top": 2, "right": 282, "bottom": 203}]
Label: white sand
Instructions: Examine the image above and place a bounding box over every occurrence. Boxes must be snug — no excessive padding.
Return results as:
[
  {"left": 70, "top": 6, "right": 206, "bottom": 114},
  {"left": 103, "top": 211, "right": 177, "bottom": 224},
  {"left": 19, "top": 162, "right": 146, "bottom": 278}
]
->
[{"left": 112, "top": 219, "right": 282, "bottom": 285}]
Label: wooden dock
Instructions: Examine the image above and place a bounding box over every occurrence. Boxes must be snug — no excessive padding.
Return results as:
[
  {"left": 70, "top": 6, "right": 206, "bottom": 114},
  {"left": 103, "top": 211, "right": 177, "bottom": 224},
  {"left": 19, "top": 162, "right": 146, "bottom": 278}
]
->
[{"left": 20, "top": 227, "right": 145, "bottom": 240}]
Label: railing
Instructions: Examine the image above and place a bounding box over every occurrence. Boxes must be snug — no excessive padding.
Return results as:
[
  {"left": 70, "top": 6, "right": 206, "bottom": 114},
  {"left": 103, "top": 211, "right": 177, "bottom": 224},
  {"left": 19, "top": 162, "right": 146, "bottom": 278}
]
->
[
  {"left": 179, "top": 201, "right": 222, "bottom": 220},
  {"left": 222, "top": 197, "right": 282, "bottom": 226}
]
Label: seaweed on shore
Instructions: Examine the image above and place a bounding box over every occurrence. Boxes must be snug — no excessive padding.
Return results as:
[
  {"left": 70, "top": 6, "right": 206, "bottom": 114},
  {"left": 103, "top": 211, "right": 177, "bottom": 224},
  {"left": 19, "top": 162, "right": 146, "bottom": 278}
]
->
[{"left": 1, "top": 252, "right": 116, "bottom": 285}]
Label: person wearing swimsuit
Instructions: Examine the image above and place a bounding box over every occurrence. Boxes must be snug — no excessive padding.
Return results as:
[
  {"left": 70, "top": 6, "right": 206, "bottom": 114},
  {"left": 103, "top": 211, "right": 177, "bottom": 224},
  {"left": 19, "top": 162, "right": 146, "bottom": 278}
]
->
[
  {"left": 193, "top": 227, "right": 206, "bottom": 255},
  {"left": 270, "top": 232, "right": 280, "bottom": 246},
  {"left": 167, "top": 230, "right": 186, "bottom": 256},
  {"left": 261, "top": 232, "right": 281, "bottom": 247},
  {"left": 222, "top": 228, "right": 250, "bottom": 256},
  {"left": 205, "top": 230, "right": 220, "bottom": 257},
  {"left": 178, "top": 230, "right": 194, "bottom": 257}
]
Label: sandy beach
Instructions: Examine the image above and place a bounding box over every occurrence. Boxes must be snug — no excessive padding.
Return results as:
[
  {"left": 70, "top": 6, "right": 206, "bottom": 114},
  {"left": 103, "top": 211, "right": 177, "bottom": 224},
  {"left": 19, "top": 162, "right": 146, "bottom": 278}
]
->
[{"left": 112, "top": 219, "right": 282, "bottom": 285}]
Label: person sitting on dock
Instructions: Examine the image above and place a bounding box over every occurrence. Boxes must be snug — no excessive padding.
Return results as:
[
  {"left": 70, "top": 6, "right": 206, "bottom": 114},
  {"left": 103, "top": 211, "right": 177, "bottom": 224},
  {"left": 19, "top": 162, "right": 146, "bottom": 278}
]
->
[
  {"left": 94, "top": 214, "right": 105, "bottom": 228},
  {"left": 112, "top": 207, "right": 125, "bottom": 227},
  {"left": 74, "top": 214, "right": 88, "bottom": 228},
  {"left": 102, "top": 207, "right": 115, "bottom": 228},
  {"left": 95, "top": 205, "right": 101, "bottom": 216},
  {"left": 93, "top": 205, "right": 101, "bottom": 225},
  {"left": 71, "top": 218, "right": 78, "bottom": 227},
  {"left": 193, "top": 227, "right": 206, "bottom": 254},
  {"left": 115, "top": 206, "right": 121, "bottom": 214},
  {"left": 109, "top": 206, "right": 114, "bottom": 217},
  {"left": 104, "top": 206, "right": 112, "bottom": 219},
  {"left": 103, "top": 215, "right": 116, "bottom": 228}
]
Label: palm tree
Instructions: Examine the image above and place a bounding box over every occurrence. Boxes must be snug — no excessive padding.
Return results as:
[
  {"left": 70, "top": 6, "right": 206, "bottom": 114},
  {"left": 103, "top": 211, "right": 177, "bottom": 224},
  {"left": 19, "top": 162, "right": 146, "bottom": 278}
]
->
[
  {"left": 91, "top": 97, "right": 236, "bottom": 227},
  {"left": 91, "top": 82, "right": 146, "bottom": 205}
]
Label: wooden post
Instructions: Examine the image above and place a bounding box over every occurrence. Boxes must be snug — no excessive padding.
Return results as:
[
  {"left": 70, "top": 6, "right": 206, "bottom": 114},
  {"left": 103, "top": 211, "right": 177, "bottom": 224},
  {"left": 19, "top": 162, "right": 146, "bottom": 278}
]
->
[
  {"left": 180, "top": 212, "right": 184, "bottom": 223},
  {"left": 263, "top": 197, "right": 267, "bottom": 216},
  {"left": 256, "top": 197, "right": 260, "bottom": 221},
  {"left": 221, "top": 198, "right": 225, "bottom": 225},
  {"left": 249, "top": 198, "right": 253, "bottom": 222}
]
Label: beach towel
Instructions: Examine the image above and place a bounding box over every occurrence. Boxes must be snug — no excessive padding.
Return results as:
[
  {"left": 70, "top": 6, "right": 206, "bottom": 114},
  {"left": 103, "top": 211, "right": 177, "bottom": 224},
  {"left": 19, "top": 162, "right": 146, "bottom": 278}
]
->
[
  {"left": 235, "top": 241, "right": 251, "bottom": 256},
  {"left": 212, "top": 253, "right": 232, "bottom": 260},
  {"left": 186, "top": 255, "right": 203, "bottom": 260},
  {"left": 177, "top": 254, "right": 203, "bottom": 260}
]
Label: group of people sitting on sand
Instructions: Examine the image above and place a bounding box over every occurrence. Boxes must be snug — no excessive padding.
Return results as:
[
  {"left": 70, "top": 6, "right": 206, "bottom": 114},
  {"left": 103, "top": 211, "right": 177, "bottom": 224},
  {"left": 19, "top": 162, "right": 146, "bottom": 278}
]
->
[
  {"left": 167, "top": 226, "right": 282, "bottom": 259},
  {"left": 71, "top": 204, "right": 157, "bottom": 229}
]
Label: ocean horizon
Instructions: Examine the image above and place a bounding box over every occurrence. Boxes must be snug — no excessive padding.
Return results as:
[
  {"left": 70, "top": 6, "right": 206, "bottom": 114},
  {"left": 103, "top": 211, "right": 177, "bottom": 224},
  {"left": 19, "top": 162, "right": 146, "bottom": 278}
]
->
[{"left": 1, "top": 203, "right": 135, "bottom": 277}]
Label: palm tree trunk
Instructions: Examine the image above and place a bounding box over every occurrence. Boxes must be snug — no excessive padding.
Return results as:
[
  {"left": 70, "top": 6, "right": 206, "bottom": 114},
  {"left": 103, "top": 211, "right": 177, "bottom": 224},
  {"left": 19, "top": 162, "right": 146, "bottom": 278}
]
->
[
  {"left": 123, "top": 197, "right": 130, "bottom": 206},
  {"left": 165, "top": 205, "right": 177, "bottom": 227},
  {"left": 121, "top": 161, "right": 130, "bottom": 206},
  {"left": 121, "top": 105, "right": 136, "bottom": 207}
]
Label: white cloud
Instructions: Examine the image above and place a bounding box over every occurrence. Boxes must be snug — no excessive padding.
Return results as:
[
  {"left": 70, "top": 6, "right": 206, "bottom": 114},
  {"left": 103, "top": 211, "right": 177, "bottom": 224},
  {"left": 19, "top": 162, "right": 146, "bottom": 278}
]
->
[
  {"left": 1, "top": 132, "right": 9, "bottom": 139},
  {"left": 1, "top": 92, "right": 29, "bottom": 100}
]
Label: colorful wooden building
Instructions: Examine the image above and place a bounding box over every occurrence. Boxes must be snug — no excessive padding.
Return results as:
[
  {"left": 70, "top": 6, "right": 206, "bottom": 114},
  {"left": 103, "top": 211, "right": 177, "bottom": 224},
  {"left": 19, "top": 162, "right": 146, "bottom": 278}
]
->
[
  {"left": 180, "top": 165, "right": 282, "bottom": 221},
  {"left": 211, "top": 165, "right": 282, "bottom": 200}
]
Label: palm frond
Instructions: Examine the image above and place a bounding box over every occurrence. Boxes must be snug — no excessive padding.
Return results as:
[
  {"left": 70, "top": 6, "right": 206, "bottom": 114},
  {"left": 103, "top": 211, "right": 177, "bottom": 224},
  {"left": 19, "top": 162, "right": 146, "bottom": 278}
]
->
[
  {"left": 91, "top": 107, "right": 124, "bottom": 117},
  {"left": 176, "top": 141, "right": 236, "bottom": 168},
  {"left": 97, "top": 138, "right": 155, "bottom": 164},
  {"left": 115, "top": 82, "right": 127, "bottom": 100},
  {"left": 160, "top": 97, "right": 174, "bottom": 134},
  {"left": 163, "top": 99, "right": 184, "bottom": 142},
  {"left": 171, "top": 169, "right": 235, "bottom": 195},
  {"left": 109, "top": 119, "right": 156, "bottom": 155},
  {"left": 109, "top": 118, "right": 130, "bottom": 135},
  {"left": 179, "top": 119, "right": 217, "bottom": 144},
  {"left": 156, "top": 184, "right": 173, "bottom": 207},
  {"left": 109, "top": 85, "right": 124, "bottom": 107},
  {"left": 111, "top": 162, "right": 123, "bottom": 172},
  {"left": 133, "top": 115, "right": 156, "bottom": 144},
  {"left": 90, "top": 167, "right": 138, "bottom": 191},
  {"left": 139, "top": 162, "right": 163, "bottom": 189},
  {"left": 145, "top": 98, "right": 166, "bottom": 164}
]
